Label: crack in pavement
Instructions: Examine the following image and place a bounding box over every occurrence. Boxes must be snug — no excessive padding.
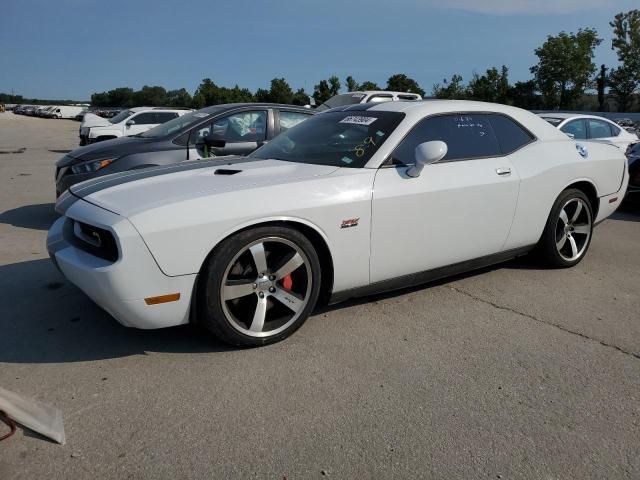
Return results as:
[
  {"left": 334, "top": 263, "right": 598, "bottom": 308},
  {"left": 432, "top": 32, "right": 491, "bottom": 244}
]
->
[{"left": 448, "top": 285, "right": 640, "bottom": 361}]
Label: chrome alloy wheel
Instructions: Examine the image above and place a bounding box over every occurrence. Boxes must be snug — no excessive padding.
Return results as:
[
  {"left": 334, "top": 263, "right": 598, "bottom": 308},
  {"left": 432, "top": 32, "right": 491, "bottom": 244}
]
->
[
  {"left": 220, "top": 237, "right": 312, "bottom": 338},
  {"left": 555, "top": 197, "right": 592, "bottom": 262}
]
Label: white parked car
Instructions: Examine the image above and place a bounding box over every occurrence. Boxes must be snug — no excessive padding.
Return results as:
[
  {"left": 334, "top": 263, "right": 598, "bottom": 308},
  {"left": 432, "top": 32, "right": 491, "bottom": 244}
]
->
[
  {"left": 316, "top": 91, "right": 422, "bottom": 111},
  {"left": 50, "top": 105, "right": 86, "bottom": 119},
  {"left": 79, "top": 107, "right": 191, "bottom": 145},
  {"left": 49, "top": 101, "right": 628, "bottom": 346},
  {"left": 539, "top": 113, "right": 638, "bottom": 152}
]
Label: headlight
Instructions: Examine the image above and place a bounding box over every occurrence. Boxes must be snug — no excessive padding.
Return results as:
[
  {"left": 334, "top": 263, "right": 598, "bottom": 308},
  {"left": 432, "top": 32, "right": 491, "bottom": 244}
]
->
[{"left": 70, "top": 158, "right": 117, "bottom": 174}]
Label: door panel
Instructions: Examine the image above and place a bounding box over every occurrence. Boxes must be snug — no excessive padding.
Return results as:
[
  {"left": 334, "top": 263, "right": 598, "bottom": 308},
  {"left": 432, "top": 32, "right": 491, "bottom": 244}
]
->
[{"left": 370, "top": 159, "right": 519, "bottom": 283}]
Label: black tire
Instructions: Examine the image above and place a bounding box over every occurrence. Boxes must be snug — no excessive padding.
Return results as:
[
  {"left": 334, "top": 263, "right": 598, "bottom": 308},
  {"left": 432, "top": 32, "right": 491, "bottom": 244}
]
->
[
  {"left": 197, "top": 226, "right": 322, "bottom": 347},
  {"left": 537, "top": 188, "right": 594, "bottom": 268}
]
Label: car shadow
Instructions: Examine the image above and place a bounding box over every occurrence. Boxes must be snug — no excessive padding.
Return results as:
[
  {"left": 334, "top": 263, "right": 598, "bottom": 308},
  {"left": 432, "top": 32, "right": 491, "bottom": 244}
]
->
[
  {"left": 318, "top": 256, "right": 542, "bottom": 314},
  {"left": 0, "top": 203, "right": 58, "bottom": 231},
  {"left": 0, "top": 259, "right": 234, "bottom": 364},
  {"left": 611, "top": 197, "right": 640, "bottom": 222}
]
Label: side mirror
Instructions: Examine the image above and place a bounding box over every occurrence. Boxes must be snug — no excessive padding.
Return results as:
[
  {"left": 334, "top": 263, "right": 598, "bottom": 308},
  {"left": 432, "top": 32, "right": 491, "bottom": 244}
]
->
[
  {"left": 126, "top": 119, "right": 135, "bottom": 127},
  {"left": 406, "top": 141, "right": 448, "bottom": 178},
  {"left": 203, "top": 135, "right": 226, "bottom": 149}
]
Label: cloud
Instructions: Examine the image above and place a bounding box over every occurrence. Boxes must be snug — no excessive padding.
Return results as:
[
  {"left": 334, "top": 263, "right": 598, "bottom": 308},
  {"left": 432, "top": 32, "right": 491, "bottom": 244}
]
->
[{"left": 428, "top": 0, "right": 614, "bottom": 15}]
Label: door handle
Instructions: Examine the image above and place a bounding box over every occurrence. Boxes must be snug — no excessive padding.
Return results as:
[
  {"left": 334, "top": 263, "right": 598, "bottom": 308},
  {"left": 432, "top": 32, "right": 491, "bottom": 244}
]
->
[{"left": 496, "top": 167, "right": 511, "bottom": 176}]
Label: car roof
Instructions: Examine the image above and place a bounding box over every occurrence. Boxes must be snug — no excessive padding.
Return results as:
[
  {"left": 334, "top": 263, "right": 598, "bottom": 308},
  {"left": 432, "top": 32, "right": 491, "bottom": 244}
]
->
[
  {"left": 326, "top": 99, "right": 567, "bottom": 142},
  {"left": 537, "top": 113, "right": 616, "bottom": 123}
]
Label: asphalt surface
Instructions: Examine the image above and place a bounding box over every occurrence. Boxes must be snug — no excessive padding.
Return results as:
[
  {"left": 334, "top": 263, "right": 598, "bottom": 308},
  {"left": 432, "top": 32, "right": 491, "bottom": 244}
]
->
[{"left": 0, "top": 112, "right": 638, "bottom": 479}]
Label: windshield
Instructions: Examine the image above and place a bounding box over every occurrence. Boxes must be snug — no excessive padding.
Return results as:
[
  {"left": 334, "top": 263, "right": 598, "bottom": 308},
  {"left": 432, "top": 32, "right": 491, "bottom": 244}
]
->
[
  {"left": 109, "top": 109, "right": 134, "bottom": 124},
  {"left": 140, "top": 109, "right": 223, "bottom": 138},
  {"left": 249, "top": 111, "right": 405, "bottom": 168},
  {"left": 316, "top": 93, "right": 368, "bottom": 112}
]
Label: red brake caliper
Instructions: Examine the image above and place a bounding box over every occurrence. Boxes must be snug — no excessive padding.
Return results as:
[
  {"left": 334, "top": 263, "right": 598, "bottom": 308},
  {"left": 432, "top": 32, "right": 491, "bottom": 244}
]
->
[{"left": 282, "top": 274, "right": 293, "bottom": 291}]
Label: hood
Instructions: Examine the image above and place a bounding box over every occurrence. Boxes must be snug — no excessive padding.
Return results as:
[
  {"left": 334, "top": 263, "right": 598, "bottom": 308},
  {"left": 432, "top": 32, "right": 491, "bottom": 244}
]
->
[
  {"left": 70, "top": 158, "right": 341, "bottom": 217},
  {"left": 80, "top": 112, "right": 111, "bottom": 128},
  {"left": 56, "top": 136, "right": 172, "bottom": 167}
]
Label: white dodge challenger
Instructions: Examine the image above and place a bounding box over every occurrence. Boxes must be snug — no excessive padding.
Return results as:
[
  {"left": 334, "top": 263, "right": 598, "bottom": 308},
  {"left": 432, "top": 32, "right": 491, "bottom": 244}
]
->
[{"left": 48, "top": 101, "right": 628, "bottom": 346}]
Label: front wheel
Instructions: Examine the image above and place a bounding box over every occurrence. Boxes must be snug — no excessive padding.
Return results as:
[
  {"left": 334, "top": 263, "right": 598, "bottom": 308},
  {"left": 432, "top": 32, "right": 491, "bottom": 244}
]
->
[
  {"left": 537, "top": 189, "right": 593, "bottom": 268},
  {"left": 197, "top": 226, "right": 322, "bottom": 346}
]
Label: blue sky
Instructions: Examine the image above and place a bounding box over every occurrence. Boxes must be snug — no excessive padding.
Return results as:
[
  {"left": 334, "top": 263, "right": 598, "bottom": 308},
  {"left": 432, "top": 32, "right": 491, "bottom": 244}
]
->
[{"left": 1, "top": 0, "right": 637, "bottom": 100}]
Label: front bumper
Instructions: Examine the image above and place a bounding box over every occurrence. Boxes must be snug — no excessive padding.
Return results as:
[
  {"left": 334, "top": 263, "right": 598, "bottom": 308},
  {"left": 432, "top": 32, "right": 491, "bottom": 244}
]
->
[{"left": 47, "top": 201, "right": 196, "bottom": 329}]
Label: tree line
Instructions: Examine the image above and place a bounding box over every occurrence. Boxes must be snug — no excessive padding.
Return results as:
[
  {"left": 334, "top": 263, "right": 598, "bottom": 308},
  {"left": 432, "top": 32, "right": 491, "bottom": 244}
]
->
[
  {"left": 85, "top": 73, "right": 423, "bottom": 110},
  {"left": 2, "top": 9, "right": 638, "bottom": 112}
]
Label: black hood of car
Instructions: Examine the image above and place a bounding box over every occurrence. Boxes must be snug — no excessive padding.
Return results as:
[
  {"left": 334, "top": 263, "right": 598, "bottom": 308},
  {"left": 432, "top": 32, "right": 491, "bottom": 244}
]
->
[{"left": 56, "top": 135, "right": 178, "bottom": 167}]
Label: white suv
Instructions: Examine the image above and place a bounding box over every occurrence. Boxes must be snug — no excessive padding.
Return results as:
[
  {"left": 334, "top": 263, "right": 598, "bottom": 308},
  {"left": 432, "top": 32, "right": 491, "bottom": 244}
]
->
[{"left": 79, "top": 107, "right": 192, "bottom": 145}]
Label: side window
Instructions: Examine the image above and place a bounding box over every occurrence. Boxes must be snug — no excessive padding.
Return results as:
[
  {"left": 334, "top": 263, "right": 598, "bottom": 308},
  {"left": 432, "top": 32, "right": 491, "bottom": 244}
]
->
[
  {"left": 391, "top": 114, "right": 500, "bottom": 165},
  {"left": 561, "top": 120, "right": 587, "bottom": 140},
  {"left": 609, "top": 123, "right": 621, "bottom": 137},
  {"left": 132, "top": 112, "right": 157, "bottom": 125},
  {"left": 279, "top": 111, "right": 311, "bottom": 132},
  {"left": 154, "top": 112, "right": 178, "bottom": 123},
  {"left": 488, "top": 114, "right": 534, "bottom": 154},
  {"left": 588, "top": 119, "right": 613, "bottom": 139},
  {"left": 368, "top": 95, "right": 393, "bottom": 104},
  {"left": 190, "top": 111, "right": 267, "bottom": 145}
]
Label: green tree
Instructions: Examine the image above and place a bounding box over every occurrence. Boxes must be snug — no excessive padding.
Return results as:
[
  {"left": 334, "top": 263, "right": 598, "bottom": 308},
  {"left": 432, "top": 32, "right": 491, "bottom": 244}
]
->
[
  {"left": 345, "top": 76, "right": 359, "bottom": 92},
  {"left": 509, "top": 80, "right": 542, "bottom": 110},
  {"left": 292, "top": 88, "right": 310, "bottom": 106},
  {"left": 466, "top": 66, "right": 510, "bottom": 103},
  {"left": 254, "top": 88, "right": 271, "bottom": 102},
  {"left": 359, "top": 80, "right": 380, "bottom": 90},
  {"left": 268, "top": 78, "right": 294, "bottom": 104},
  {"left": 313, "top": 80, "right": 332, "bottom": 104},
  {"left": 328, "top": 76, "right": 341, "bottom": 96},
  {"left": 608, "top": 67, "right": 637, "bottom": 112},
  {"left": 191, "top": 93, "right": 206, "bottom": 109},
  {"left": 386, "top": 74, "right": 425, "bottom": 96},
  {"left": 530, "top": 29, "right": 602, "bottom": 109},
  {"left": 433, "top": 74, "right": 466, "bottom": 99},
  {"left": 132, "top": 85, "right": 167, "bottom": 106},
  {"left": 609, "top": 10, "right": 640, "bottom": 112},
  {"left": 165, "top": 88, "right": 192, "bottom": 108}
]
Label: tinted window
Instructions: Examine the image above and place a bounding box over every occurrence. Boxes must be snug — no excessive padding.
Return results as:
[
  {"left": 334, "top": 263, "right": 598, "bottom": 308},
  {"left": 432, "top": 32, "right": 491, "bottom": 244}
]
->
[
  {"left": 142, "top": 108, "right": 226, "bottom": 138},
  {"left": 391, "top": 114, "right": 500, "bottom": 165},
  {"left": 249, "top": 111, "right": 405, "bottom": 168},
  {"left": 154, "top": 112, "right": 178, "bottom": 123},
  {"left": 279, "top": 111, "right": 311, "bottom": 132},
  {"left": 133, "top": 112, "right": 157, "bottom": 125},
  {"left": 561, "top": 120, "right": 587, "bottom": 140},
  {"left": 489, "top": 115, "right": 534, "bottom": 154},
  {"left": 610, "top": 124, "right": 621, "bottom": 136},
  {"left": 190, "top": 111, "right": 267, "bottom": 145},
  {"left": 588, "top": 119, "right": 612, "bottom": 139}
]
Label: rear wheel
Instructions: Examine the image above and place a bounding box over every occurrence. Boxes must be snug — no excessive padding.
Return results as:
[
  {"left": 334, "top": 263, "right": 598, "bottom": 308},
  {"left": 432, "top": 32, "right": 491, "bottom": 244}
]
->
[
  {"left": 197, "top": 226, "right": 321, "bottom": 346},
  {"left": 537, "top": 189, "right": 593, "bottom": 268}
]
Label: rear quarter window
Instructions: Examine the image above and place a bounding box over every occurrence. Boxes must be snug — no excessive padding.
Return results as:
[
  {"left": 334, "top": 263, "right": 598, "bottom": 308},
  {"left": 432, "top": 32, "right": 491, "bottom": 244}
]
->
[{"left": 488, "top": 115, "right": 535, "bottom": 154}]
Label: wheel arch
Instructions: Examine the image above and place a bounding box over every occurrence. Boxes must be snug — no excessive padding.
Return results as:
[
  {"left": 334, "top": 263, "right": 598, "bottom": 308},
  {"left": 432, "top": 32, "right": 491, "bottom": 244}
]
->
[
  {"left": 562, "top": 179, "right": 600, "bottom": 219},
  {"left": 195, "top": 218, "right": 335, "bottom": 311}
]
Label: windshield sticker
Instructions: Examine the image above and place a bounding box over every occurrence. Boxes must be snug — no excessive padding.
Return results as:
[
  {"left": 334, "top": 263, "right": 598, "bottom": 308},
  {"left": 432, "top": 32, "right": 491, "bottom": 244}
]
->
[
  {"left": 340, "top": 116, "right": 377, "bottom": 126},
  {"left": 341, "top": 156, "right": 354, "bottom": 165},
  {"left": 193, "top": 113, "right": 210, "bottom": 118},
  {"left": 376, "top": 130, "right": 385, "bottom": 137}
]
